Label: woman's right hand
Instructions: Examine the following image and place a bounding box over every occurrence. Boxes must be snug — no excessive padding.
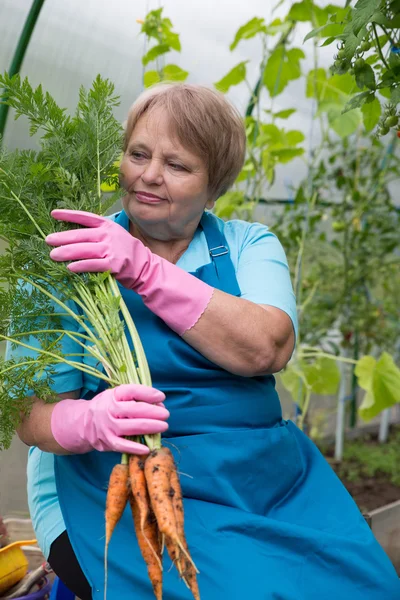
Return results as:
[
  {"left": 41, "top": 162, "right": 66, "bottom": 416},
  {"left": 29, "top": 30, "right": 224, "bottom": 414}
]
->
[{"left": 50, "top": 384, "right": 169, "bottom": 455}]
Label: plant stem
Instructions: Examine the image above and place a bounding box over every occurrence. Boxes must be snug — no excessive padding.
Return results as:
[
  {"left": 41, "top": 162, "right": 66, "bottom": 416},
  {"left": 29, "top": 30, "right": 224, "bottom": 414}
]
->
[
  {"left": 72, "top": 282, "right": 124, "bottom": 373},
  {"left": 9, "top": 189, "right": 47, "bottom": 238},
  {"left": 106, "top": 276, "right": 160, "bottom": 451},
  {"left": 373, "top": 23, "right": 390, "bottom": 70},
  {"left": 9, "top": 328, "right": 93, "bottom": 343},
  {"left": 16, "top": 275, "right": 99, "bottom": 346},
  {"left": 96, "top": 115, "right": 101, "bottom": 208},
  {"left": 0, "top": 360, "right": 39, "bottom": 377},
  {"left": 297, "top": 389, "right": 311, "bottom": 431},
  {"left": 0, "top": 333, "right": 118, "bottom": 385},
  {"left": 107, "top": 276, "right": 152, "bottom": 385},
  {"left": 300, "top": 349, "right": 358, "bottom": 365}
]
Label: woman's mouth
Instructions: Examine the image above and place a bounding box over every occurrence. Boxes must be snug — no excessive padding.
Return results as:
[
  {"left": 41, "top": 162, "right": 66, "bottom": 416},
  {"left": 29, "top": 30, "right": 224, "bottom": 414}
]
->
[{"left": 134, "top": 191, "right": 167, "bottom": 204}]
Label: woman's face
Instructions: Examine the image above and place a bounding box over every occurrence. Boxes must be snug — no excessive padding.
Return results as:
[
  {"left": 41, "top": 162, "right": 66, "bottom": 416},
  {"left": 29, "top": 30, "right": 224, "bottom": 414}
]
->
[{"left": 120, "top": 108, "right": 214, "bottom": 240}]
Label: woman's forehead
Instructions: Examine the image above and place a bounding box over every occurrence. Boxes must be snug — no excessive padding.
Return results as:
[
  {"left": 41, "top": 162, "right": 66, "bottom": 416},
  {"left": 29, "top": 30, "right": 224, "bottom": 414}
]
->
[{"left": 129, "top": 109, "right": 203, "bottom": 163}]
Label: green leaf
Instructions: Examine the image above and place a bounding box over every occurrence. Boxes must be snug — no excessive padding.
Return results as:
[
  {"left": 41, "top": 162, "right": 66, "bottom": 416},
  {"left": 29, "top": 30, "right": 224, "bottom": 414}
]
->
[
  {"left": 306, "top": 70, "right": 357, "bottom": 102},
  {"left": 320, "top": 36, "right": 339, "bottom": 47},
  {"left": 256, "top": 123, "right": 283, "bottom": 146},
  {"left": 321, "top": 102, "right": 362, "bottom": 136},
  {"left": 357, "top": 353, "right": 400, "bottom": 421},
  {"left": 303, "top": 357, "right": 340, "bottom": 395},
  {"left": 162, "top": 64, "right": 189, "bottom": 82},
  {"left": 326, "top": 4, "right": 352, "bottom": 22},
  {"left": 365, "top": 53, "right": 379, "bottom": 65},
  {"left": 236, "top": 161, "right": 256, "bottom": 182},
  {"left": 264, "top": 19, "right": 292, "bottom": 36},
  {"left": 142, "top": 43, "right": 170, "bottom": 66},
  {"left": 143, "top": 70, "right": 161, "bottom": 88},
  {"left": 370, "top": 10, "right": 392, "bottom": 28},
  {"left": 306, "top": 68, "right": 328, "bottom": 99},
  {"left": 214, "top": 61, "right": 248, "bottom": 93},
  {"left": 230, "top": 17, "right": 267, "bottom": 51},
  {"left": 378, "top": 87, "right": 392, "bottom": 99},
  {"left": 289, "top": 1, "right": 313, "bottom": 22},
  {"left": 274, "top": 108, "right": 296, "bottom": 119},
  {"left": 342, "top": 91, "right": 374, "bottom": 112},
  {"left": 352, "top": 0, "right": 381, "bottom": 36},
  {"left": 355, "top": 355, "right": 376, "bottom": 390},
  {"left": 163, "top": 31, "right": 181, "bottom": 51},
  {"left": 354, "top": 62, "right": 376, "bottom": 90},
  {"left": 304, "top": 22, "right": 339, "bottom": 43},
  {"left": 261, "top": 150, "right": 275, "bottom": 183},
  {"left": 391, "top": 86, "right": 400, "bottom": 105},
  {"left": 285, "top": 130, "right": 305, "bottom": 145},
  {"left": 279, "top": 361, "right": 307, "bottom": 405},
  {"left": 214, "top": 191, "right": 245, "bottom": 218},
  {"left": 272, "top": 147, "right": 304, "bottom": 163},
  {"left": 289, "top": 1, "right": 329, "bottom": 26},
  {"left": 264, "top": 47, "right": 305, "bottom": 97},
  {"left": 361, "top": 96, "right": 381, "bottom": 130},
  {"left": 386, "top": 14, "right": 400, "bottom": 28},
  {"left": 341, "top": 20, "right": 366, "bottom": 61}
]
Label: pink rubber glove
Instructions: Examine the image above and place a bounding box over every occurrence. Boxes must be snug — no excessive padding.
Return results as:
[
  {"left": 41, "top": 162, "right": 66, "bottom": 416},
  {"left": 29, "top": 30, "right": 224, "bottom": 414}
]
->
[
  {"left": 51, "top": 384, "right": 169, "bottom": 455},
  {"left": 45, "top": 210, "right": 214, "bottom": 335}
]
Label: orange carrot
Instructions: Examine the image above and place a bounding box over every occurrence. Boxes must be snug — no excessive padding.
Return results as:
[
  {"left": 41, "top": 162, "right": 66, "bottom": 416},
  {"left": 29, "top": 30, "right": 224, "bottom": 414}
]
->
[
  {"left": 170, "top": 467, "right": 200, "bottom": 600},
  {"left": 169, "top": 467, "right": 200, "bottom": 598},
  {"left": 129, "top": 454, "right": 162, "bottom": 570},
  {"left": 164, "top": 534, "right": 182, "bottom": 575},
  {"left": 104, "top": 462, "right": 130, "bottom": 600},
  {"left": 144, "top": 447, "right": 200, "bottom": 599},
  {"left": 144, "top": 447, "right": 179, "bottom": 541},
  {"left": 105, "top": 463, "right": 130, "bottom": 548},
  {"left": 129, "top": 493, "right": 163, "bottom": 600}
]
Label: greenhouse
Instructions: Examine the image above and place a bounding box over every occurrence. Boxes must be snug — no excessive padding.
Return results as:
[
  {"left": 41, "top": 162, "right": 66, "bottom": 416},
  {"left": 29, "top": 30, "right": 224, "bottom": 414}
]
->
[{"left": 0, "top": 0, "right": 399, "bottom": 598}]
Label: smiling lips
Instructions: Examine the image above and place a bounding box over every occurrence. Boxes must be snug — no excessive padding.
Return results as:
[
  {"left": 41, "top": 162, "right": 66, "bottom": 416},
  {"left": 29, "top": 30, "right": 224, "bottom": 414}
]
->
[{"left": 134, "top": 190, "right": 167, "bottom": 203}]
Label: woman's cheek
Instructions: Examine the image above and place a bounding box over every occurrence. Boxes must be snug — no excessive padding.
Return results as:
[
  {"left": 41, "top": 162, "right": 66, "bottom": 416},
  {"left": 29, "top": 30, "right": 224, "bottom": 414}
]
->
[{"left": 119, "top": 163, "right": 137, "bottom": 190}]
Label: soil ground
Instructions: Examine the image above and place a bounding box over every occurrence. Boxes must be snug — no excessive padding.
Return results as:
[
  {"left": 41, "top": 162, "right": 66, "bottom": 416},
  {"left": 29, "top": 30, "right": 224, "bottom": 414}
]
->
[{"left": 321, "top": 425, "right": 400, "bottom": 513}]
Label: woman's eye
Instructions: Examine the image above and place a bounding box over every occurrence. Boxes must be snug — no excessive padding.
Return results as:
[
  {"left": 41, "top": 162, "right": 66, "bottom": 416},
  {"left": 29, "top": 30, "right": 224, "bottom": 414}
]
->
[
  {"left": 169, "top": 163, "right": 185, "bottom": 171},
  {"left": 131, "top": 151, "right": 146, "bottom": 160}
]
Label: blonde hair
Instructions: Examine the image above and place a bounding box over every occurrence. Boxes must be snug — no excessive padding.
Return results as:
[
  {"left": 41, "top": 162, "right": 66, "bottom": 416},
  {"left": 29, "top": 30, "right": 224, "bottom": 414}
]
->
[{"left": 123, "top": 83, "right": 246, "bottom": 200}]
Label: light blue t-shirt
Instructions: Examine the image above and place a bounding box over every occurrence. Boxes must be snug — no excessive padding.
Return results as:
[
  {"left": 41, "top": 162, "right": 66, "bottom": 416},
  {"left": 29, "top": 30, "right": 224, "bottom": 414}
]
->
[{"left": 7, "top": 212, "right": 297, "bottom": 559}]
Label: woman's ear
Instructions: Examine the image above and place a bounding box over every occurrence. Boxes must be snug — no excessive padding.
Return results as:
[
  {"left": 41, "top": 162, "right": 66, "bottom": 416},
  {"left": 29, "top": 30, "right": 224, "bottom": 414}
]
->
[{"left": 206, "top": 197, "right": 216, "bottom": 210}]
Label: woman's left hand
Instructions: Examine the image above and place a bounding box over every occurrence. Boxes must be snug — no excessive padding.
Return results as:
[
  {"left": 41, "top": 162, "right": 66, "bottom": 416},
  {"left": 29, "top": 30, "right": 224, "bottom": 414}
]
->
[
  {"left": 46, "top": 209, "right": 148, "bottom": 289},
  {"left": 46, "top": 209, "right": 214, "bottom": 337}
]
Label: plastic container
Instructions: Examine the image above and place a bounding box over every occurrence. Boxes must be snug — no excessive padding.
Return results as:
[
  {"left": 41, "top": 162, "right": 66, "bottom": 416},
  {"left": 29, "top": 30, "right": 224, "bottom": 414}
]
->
[
  {"left": 0, "top": 539, "right": 37, "bottom": 595},
  {"left": 12, "top": 575, "right": 52, "bottom": 600},
  {"left": 3, "top": 518, "right": 53, "bottom": 587}
]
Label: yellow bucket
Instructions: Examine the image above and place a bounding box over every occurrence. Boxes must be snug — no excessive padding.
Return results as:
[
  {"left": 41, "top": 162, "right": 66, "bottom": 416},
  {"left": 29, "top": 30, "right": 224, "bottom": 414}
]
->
[{"left": 0, "top": 539, "right": 37, "bottom": 594}]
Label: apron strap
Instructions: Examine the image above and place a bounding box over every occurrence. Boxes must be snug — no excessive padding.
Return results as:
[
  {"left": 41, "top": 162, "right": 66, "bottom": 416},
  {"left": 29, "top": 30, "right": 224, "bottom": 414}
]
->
[
  {"left": 115, "top": 209, "right": 241, "bottom": 297},
  {"left": 200, "top": 211, "right": 241, "bottom": 297}
]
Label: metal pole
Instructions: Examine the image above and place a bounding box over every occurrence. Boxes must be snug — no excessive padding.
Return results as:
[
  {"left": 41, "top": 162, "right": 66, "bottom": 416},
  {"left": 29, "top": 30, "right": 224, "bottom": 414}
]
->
[
  {"left": 379, "top": 408, "right": 391, "bottom": 443},
  {"left": 349, "top": 330, "right": 359, "bottom": 428},
  {"left": 0, "top": 0, "right": 46, "bottom": 141}
]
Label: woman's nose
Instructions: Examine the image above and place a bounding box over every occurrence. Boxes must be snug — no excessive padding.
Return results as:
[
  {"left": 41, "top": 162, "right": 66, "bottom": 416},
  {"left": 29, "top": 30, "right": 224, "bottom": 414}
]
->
[{"left": 141, "top": 158, "right": 163, "bottom": 185}]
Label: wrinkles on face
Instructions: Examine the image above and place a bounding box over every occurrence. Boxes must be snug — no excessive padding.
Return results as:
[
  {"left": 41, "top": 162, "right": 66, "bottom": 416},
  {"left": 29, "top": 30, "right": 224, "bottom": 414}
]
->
[{"left": 120, "top": 108, "right": 213, "bottom": 248}]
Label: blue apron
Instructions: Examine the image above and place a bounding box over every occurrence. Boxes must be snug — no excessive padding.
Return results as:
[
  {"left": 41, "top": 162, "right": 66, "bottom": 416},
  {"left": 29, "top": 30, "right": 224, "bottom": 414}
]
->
[{"left": 54, "top": 211, "right": 400, "bottom": 599}]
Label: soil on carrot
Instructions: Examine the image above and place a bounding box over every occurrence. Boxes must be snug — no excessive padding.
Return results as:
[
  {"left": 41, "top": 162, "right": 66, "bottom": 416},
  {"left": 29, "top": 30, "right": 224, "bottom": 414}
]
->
[{"left": 318, "top": 425, "right": 400, "bottom": 513}]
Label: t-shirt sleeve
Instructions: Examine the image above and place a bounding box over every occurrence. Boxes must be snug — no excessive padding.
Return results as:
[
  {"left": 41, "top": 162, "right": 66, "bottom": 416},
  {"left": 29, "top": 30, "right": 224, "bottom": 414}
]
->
[
  {"left": 5, "top": 293, "right": 84, "bottom": 397},
  {"left": 235, "top": 222, "right": 298, "bottom": 338}
]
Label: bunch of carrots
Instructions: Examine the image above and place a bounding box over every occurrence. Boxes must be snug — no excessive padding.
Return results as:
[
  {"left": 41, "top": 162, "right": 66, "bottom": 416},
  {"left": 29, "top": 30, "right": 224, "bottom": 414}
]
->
[
  {"left": 0, "top": 74, "right": 199, "bottom": 600},
  {"left": 105, "top": 447, "right": 200, "bottom": 600}
]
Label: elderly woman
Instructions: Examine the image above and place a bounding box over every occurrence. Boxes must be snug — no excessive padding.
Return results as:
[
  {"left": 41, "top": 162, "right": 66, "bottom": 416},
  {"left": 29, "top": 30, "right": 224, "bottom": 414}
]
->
[{"left": 13, "top": 84, "right": 399, "bottom": 600}]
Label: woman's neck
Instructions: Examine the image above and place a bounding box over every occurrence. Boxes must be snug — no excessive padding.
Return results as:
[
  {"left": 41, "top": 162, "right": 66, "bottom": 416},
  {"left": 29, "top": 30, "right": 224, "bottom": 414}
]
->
[{"left": 129, "top": 220, "right": 195, "bottom": 264}]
